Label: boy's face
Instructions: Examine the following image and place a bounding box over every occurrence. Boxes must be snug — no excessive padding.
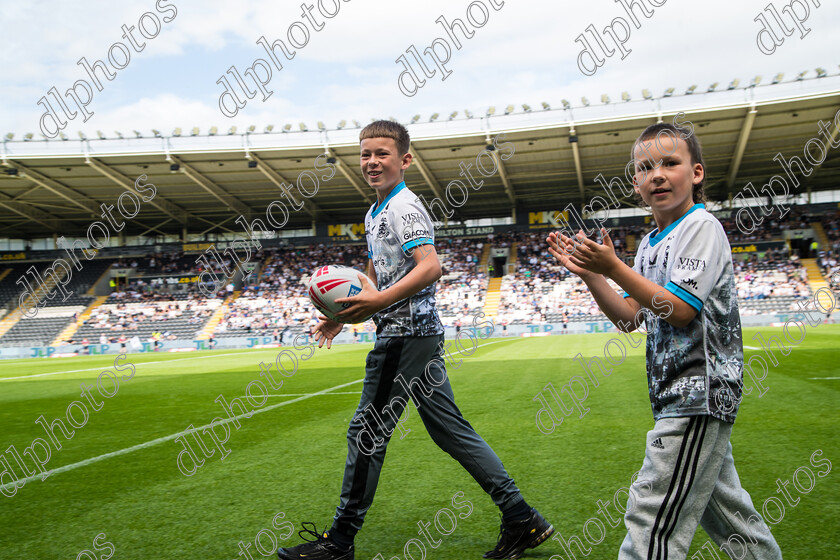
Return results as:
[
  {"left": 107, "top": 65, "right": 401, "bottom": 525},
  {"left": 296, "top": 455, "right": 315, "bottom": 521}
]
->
[
  {"left": 632, "top": 134, "right": 703, "bottom": 227},
  {"left": 360, "top": 137, "right": 412, "bottom": 199}
]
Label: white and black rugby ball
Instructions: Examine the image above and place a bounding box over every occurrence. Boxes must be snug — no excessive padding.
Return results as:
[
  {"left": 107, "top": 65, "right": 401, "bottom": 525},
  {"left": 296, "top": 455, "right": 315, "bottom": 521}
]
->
[{"left": 307, "top": 265, "right": 374, "bottom": 323}]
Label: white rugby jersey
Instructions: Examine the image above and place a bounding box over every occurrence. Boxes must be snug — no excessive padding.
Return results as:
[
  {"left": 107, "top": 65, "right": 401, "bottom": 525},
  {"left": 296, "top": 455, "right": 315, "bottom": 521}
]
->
[
  {"left": 628, "top": 204, "right": 744, "bottom": 423},
  {"left": 364, "top": 182, "right": 444, "bottom": 337}
]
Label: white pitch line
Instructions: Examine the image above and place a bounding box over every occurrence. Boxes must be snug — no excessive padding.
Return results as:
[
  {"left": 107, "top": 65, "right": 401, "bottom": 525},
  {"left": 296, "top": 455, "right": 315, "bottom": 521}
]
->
[
  {"left": 744, "top": 346, "right": 763, "bottom": 350},
  {"left": 0, "top": 337, "right": 517, "bottom": 491},
  {"left": 0, "top": 351, "right": 261, "bottom": 382},
  {"left": 241, "top": 391, "right": 363, "bottom": 397},
  {"left": 0, "top": 378, "right": 365, "bottom": 492},
  {"left": 808, "top": 377, "right": 840, "bottom": 380},
  {"left": 0, "top": 339, "right": 515, "bottom": 382}
]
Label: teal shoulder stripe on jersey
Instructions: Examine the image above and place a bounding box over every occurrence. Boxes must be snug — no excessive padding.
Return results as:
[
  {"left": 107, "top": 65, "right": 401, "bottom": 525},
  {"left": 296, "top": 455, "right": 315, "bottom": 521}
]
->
[
  {"left": 649, "top": 203, "right": 704, "bottom": 247},
  {"left": 370, "top": 181, "right": 407, "bottom": 219},
  {"left": 402, "top": 237, "right": 434, "bottom": 251},
  {"left": 666, "top": 281, "right": 703, "bottom": 312}
]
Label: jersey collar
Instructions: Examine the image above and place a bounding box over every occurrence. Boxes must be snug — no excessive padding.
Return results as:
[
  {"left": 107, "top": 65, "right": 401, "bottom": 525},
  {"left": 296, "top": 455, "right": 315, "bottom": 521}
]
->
[
  {"left": 649, "top": 203, "right": 704, "bottom": 247},
  {"left": 370, "top": 181, "right": 406, "bottom": 219}
]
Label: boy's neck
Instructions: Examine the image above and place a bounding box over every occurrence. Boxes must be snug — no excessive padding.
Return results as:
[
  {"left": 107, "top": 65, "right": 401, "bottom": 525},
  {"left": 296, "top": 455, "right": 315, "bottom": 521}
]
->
[
  {"left": 653, "top": 201, "right": 697, "bottom": 232},
  {"left": 375, "top": 180, "right": 404, "bottom": 204}
]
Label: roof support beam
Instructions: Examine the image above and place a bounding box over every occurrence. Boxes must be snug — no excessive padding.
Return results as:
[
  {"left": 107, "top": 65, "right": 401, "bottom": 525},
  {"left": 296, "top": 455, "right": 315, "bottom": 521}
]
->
[
  {"left": 569, "top": 126, "right": 586, "bottom": 202},
  {"left": 137, "top": 218, "right": 173, "bottom": 237},
  {"left": 409, "top": 147, "right": 447, "bottom": 201},
  {"left": 7, "top": 162, "right": 100, "bottom": 215},
  {"left": 486, "top": 137, "right": 516, "bottom": 205},
  {"left": 725, "top": 107, "right": 757, "bottom": 193},
  {"left": 0, "top": 190, "right": 74, "bottom": 231},
  {"left": 324, "top": 148, "right": 374, "bottom": 206},
  {"left": 86, "top": 157, "right": 190, "bottom": 224},
  {"left": 248, "top": 152, "right": 331, "bottom": 220},
  {"left": 171, "top": 156, "right": 253, "bottom": 218}
]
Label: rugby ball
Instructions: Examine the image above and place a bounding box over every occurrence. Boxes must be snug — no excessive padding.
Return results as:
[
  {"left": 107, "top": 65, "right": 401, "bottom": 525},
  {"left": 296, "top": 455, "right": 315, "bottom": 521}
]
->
[{"left": 307, "top": 265, "right": 374, "bottom": 323}]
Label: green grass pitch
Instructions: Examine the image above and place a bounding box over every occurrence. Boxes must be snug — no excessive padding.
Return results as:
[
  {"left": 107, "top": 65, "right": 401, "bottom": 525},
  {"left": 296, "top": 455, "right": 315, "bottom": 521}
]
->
[{"left": 0, "top": 326, "right": 837, "bottom": 559}]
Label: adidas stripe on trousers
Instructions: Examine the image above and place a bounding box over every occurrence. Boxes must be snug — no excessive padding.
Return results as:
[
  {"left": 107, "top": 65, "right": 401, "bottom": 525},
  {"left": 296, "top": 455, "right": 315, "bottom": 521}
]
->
[
  {"left": 620, "top": 416, "right": 783, "bottom": 560},
  {"left": 332, "top": 334, "right": 523, "bottom": 537}
]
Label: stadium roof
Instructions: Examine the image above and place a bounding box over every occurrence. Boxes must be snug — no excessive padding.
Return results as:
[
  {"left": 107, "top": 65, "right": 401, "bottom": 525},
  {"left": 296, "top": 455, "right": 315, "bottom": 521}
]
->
[{"left": 2, "top": 76, "right": 839, "bottom": 240}]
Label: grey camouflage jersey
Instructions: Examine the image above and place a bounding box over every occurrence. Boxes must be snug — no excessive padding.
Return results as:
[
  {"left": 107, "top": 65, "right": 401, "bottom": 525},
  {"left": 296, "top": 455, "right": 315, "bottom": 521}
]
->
[
  {"left": 364, "top": 182, "right": 444, "bottom": 337},
  {"left": 628, "top": 204, "right": 743, "bottom": 423}
]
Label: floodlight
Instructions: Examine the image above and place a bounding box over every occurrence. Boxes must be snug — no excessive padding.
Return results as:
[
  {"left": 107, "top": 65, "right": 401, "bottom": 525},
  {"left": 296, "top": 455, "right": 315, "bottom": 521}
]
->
[
  {"left": 152, "top": 129, "right": 162, "bottom": 137},
  {"left": 621, "top": 91, "right": 631, "bottom": 102},
  {"left": 353, "top": 120, "right": 361, "bottom": 128},
  {"left": 133, "top": 130, "right": 142, "bottom": 138},
  {"left": 541, "top": 101, "right": 551, "bottom": 110},
  {"left": 504, "top": 105, "right": 514, "bottom": 115},
  {"left": 4, "top": 133, "right": 12, "bottom": 140},
  {"left": 115, "top": 130, "right": 124, "bottom": 139},
  {"left": 78, "top": 131, "right": 86, "bottom": 140},
  {"left": 600, "top": 94, "right": 610, "bottom": 104},
  {"left": 190, "top": 127, "right": 199, "bottom": 136},
  {"left": 750, "top": 75, "right": 761, "bottom": 87},
  {"left": 411, "top": 114, "right": 421, "bottom": 123},
  {"left": 299, "top": 123, "right": 308, "bottom": 131},
  {"left": 336, "top": 121, "right": 346, "bottom": 130},
  {"left": 727, "top": 79, "right": 740, "bottom": 90},
  {"left": 209, "top": 126, "right": 218, "bottom": 135},
  {"left": 685, "top": 85, "right": 697, "bottom": 94},
  {"left": 60, "top": 132, "right": 68, "bottom": 140},
  {"left": 228, "top": 126, "right": 237, "bottom": 135},
  {"left": 317, "top": 121, "right": 326, "bottom": 130},
  {"left": 465, "top": 110, "right": 474, "bottom": 118},
  {"left": 797, "top": 70, "right": 807, "bottom": 80},
  {"left": 449, "top": 111, "right": 459, "bottom": 120},
  {"left": 97, "top": 130, "right": 106, "bottom": 139},
  {"left": 247, "top": 125, "right": 256, "bottom": 133},
  {"left": 642, "top": 89, "right": 652, "bottom": 100},
  {"left": 24, "top": 132, "right": 34, "bottom": 141},
  {"left": 772, "top": 73, "right": 784, "bottom": 84},
  {"left": 581, "top": 97, "right": 590, "bottom": 106},
  {"left": 429, "top": 112, "right": 440, "bottom": 121},
  {"left": 816, "top": 67, "right": 827, "bottom": 78},
  {"left": 486, "top": 106, "right": 496, "bottom": 116},
  {"left": 707, "top": 82, "right": 719, "bottom": 92},
  {"left": 561, "top": 99, "right": 571, "bottom": 109},
  {"left": 663, "top": 87, "right": 675, "bottom": 97}
]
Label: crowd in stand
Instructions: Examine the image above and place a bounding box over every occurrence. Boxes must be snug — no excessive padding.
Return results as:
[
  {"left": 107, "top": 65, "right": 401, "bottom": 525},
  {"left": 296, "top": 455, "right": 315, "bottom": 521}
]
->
[
  {"left": 75, "top": 219, "right": 833, "bottom": 339},
  {"left": 733, "top": 248, "right": 811, "bottom": 300},
  {"left": 719, "top": 205, "right": 817, "bottom": 243},
  {"left": 818, "top": 211, "right": 840, "bottom": 290},
  {"left": 80, "top": 294, "right": 217, "bottom": 337}
]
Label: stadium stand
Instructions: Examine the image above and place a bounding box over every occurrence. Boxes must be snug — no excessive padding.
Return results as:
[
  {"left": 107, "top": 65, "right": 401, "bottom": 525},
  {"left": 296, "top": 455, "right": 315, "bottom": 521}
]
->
[{"left": 0, "top": 210, "right": 835, "bottom": 348}]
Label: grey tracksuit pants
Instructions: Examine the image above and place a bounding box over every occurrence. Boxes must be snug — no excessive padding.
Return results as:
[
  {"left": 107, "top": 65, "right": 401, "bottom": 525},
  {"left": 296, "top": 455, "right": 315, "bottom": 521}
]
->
[
  {"left": 331, "top": 334, "right": 523, "bottom": 537},
  {"left": 620, "top": 416, "right": 783, "bottom": 560}
]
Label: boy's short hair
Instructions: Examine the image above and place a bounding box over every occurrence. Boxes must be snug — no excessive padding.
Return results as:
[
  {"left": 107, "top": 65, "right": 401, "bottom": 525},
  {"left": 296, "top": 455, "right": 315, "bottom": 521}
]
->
[
  {"left": 633, "top": 123, "right": 706, "bottom": 204},
  {"left": 360, "top": 120, "right": 410, "bottom": 156}
]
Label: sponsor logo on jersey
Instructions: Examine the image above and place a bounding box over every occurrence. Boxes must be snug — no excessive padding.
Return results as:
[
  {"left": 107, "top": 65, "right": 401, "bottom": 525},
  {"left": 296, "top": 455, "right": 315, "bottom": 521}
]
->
[
  {"left": 403, "top": 226, "right": 430, "bottom": 241},
  {"left": 376, "top": 218, "right": 390, "bottom": 239},
  {"left": 682, "top": 277, "right": 698, "bottom": 290},
  {"left": 401, "top": 212, "right": 425, "bottom": 226},
  {"left": 676, "top": 257, "right": 707, "bottom": 271}
]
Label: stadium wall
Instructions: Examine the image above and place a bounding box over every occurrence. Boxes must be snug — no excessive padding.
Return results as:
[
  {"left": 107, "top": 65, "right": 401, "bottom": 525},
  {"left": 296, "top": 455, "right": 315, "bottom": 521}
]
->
[{"left": 3, "top": 313, "right": 835, "bottom": 360}]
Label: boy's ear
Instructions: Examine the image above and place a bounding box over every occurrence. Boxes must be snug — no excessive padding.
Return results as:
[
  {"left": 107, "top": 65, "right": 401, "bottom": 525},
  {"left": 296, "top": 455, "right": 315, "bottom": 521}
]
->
[
  {"left": 692, "top": 162, "right": 704, "bottom": 185},
  {"left": 401, "top": 151, "right": 413, "bottom": 169}
]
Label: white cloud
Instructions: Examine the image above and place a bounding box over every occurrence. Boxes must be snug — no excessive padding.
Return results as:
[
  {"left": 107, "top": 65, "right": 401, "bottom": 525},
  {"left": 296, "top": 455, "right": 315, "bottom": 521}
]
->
[{"left": 1, "top": 0, "right": 838, "bottom": 137}]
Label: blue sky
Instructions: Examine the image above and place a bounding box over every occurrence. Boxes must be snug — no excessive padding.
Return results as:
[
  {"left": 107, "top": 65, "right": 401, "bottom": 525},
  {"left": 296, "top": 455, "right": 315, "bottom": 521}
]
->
[{"left": 1, "top": 0, "right": 838, "bottom": 139}]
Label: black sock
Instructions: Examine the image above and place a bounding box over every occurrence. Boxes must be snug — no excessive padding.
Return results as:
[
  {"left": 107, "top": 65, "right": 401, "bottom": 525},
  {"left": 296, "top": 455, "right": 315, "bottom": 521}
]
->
[
  {"left": 502, "top": 499, "right": 532, "bottom": 523},
  {"left": 328, "top": 528, "right": 354, "bottom": 550}
]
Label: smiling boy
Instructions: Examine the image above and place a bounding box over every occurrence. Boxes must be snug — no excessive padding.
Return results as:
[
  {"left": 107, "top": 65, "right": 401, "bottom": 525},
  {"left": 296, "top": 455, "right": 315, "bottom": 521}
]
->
[
  {"left": 277, "top": 121, "right": 552, "bottom": 560},
  {"left": 547, "top": 123, "right": 782, "bottom": 559}
]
